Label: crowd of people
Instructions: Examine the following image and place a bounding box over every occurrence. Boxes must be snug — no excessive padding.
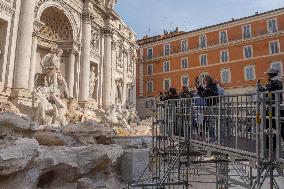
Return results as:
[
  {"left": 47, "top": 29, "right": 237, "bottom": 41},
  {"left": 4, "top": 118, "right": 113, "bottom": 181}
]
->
[
  {"left": 158, "top": 67, "right": 284, "bottom": 147},
  {"left": 159, "top": 75, "right": 225, "bottom": 102}
]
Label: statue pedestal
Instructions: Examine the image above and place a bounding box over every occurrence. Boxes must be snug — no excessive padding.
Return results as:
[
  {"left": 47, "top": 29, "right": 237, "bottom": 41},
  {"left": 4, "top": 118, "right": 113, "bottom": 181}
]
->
[{"left": 78, "top": 101, "right": 88, "bottom": 108}]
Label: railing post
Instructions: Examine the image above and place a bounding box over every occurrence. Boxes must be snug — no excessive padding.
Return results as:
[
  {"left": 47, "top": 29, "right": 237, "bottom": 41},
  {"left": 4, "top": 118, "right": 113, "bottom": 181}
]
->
[
  {"left": 267, "top": 92, "right": 274, "bottom": 189},
  {"left": 218, "top": 96, "right": 221, "bottom": 145},
  {"left": 275, "top": 92, "right": 280, "bottom": 160},
  {"left": 255, "top": 82, "right": 261, "bottom": 185}
]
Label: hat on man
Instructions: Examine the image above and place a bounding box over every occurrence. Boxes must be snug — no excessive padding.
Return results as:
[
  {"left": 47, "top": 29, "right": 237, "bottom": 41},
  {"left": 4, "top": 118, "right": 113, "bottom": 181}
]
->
[{"left": 266, "top": 67, "right": 279, "bottom": 75}]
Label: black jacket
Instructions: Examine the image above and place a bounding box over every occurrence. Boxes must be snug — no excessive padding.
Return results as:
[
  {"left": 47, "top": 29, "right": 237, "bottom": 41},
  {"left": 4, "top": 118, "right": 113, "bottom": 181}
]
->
[
  {"left": 258, "top": 77, "right": 283, "bottom": 102},
  {"left": 197, "top": 83, "right": 219, "bottom": 106}
]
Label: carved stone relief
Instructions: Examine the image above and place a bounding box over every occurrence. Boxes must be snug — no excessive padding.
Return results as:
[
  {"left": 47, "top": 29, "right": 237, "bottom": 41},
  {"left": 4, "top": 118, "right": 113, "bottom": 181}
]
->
[{"left": 38, "top": 7, "right": 73, "bottom": 41}]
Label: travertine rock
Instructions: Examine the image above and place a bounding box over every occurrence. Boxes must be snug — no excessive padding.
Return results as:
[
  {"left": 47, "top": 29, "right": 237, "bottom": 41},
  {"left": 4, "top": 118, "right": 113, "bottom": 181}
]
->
[
  {"left": 0, "top": 142, "right": 123, "bottom": 189},
  {"left": 0, "top": 137, "right": 39, "bottom": 175},
  {"left": 77, "top": 178, "right": 106, "bottom": 189},
  {"left": 62, "top": 121, "right": 115, "bottom": 145}
]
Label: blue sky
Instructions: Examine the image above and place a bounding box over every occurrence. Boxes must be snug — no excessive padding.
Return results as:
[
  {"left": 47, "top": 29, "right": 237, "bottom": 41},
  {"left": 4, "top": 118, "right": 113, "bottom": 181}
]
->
[{"left": 115, "top": 0, "right": 284, "bottom": 39}]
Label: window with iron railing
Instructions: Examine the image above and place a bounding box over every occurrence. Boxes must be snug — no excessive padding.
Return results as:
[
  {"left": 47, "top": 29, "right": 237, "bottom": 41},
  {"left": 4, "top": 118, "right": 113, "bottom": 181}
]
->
[
  {"left": 181, "top": 40, "right": 188, "bottom": 52},
  {"left": 164, "top": 79, "right": 171, "bottom": 91},
  {"left": 221, "top": 68, "right": 231, "bottom": 83},
  {"left": 147, "top": 81, "right": 153, "bottom": 93},
  {"left": 244, "top": 65, "right": 255, "bottom": 80},
  {"left": 242, "top": 24, "right": 252, "bottom": 39},
  {"left": 268, "top": 18, "right": 278, "bottom": 33},
  {"left": 163, "top": 61, "right": 170, "bottom": 72},
  {"left": 164, "top": 44, "right": 170, "bottom": 56},
  {"left": 244, "top": 45, "right": 253, "bottom": 59},
  {"left": 269, "top": 40, "right": 280, "bottom": 54},
  {"left": 219, "top": 31, "right": 228, "bottom": 44},
  {"left": 181, "top": 75, "right": 189, "bottom": 87},
  {"left": 147, "top": 48, "right": 153, "bottom": 59},
  {"left": 220, "top": 50, "right": 229, "bottom": 63},
  {"left": 147, "top": 64, "right": 153, "bottom": 75},
  {"left": 199, "top": 35, "right": 207, "bottom": 48},
  {"left": 181, "top": 58, "right": 188, "bottom": 69},
  {"left": 200, "top": 54, "right": 207, "bottom": 66}
]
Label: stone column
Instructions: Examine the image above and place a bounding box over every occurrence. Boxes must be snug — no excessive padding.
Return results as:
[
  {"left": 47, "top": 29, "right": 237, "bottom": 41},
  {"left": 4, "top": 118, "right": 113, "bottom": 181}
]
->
[
  {"left": 102, "top": 27, "right": 113, "bottom": 108},
  {"left": 79, "top": 13, "right": 92, "bottom": 104},
  {"left": 28, "top": 35, "right": 38, "bottom": 92},
  {"left": 68, "top": 49, "right": 77, "bottom": 98},
  {"left": 13, "top": 0, "right": 36, "bottom": 92}
]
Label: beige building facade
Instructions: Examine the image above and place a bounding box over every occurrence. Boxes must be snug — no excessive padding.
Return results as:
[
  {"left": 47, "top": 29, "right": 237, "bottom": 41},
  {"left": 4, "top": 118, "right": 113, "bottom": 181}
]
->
[{"left": 0, "top": 0, "right": 137, "bottom": 109}]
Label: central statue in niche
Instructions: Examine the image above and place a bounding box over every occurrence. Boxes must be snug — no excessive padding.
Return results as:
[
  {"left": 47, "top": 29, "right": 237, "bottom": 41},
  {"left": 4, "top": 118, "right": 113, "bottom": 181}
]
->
[{"left": 32, "top": 47, "right": 69, "bottom": 126}]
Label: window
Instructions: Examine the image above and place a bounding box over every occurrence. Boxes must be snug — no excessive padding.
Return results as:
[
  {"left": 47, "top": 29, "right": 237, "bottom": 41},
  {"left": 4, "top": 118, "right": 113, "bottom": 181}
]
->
[
  {"left": 163, "top": 61, "right": 170, "bottom": 72},
  {"left": 147, "top": 48, "right": 153, "bottom": 59},
  {"left": 242, "top": 25, "right": 252, "bottom": 39},
  {"left": 199, "top": 35, "right": 207, "bottom": 48},
  {"left": 181, "top": 40, "right": 188, "bottom": 52},
  {"left": 181, "top": 58, "right": 188, "bottom": 69},
  {"left": 200, "top": 54, "right": 207, "bottom": 66},
  {"left": 164, "top": 44, "right": 170, "bottom": 56},
  {"left": 221, "top": 68, "right": 231, "bottom": 83},
  {"left": 219, "top": 31, "right": 228, "bottom": 44},
  {"left": 147, "top": 64, "right": 153, "bottom": 75},
  {"left": 220, "top": 50, "right": 229, "bottom": 63},
  {"left": 269, "top": 40, "right": 280, "bottom": 54},
  {"left": 268, "top": 18, "right": 278, "bottom": 33},
  {"left": 145, "top": 100, "right": 154, "bottom": 108},
  {"left": 243, "top": 45, "right": 253, "bottom": 59},
  {"left": 147, "top": 81, "right": 153, "bottom": 93},
  {"left": 181, "top": 75, "right": 189, "bottom": 87},
  {"left": 270, "top": 62, "right": 283, "bottom": 76},
  {"left": 164, "top": 79, "right": 171, "bottom": 91},
  {"left": 244, "top": 65, "right": 256, "bottom": 80}
]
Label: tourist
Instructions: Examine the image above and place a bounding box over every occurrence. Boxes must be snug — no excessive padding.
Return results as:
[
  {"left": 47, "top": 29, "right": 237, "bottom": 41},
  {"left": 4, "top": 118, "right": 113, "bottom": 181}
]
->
[
  {"left": 195, "top": 75, "right": 219, "bottom": 105},
  {"left": 214, "top": 79, "right": 225, "bottom": 96},
  {"left": 159, "top": 91, "right": 166, "bottom": 101},
  {"left": 195, "top": 75, "right": 219, "bottom": 143},
  {"left": 168, "top": 87, "right": 179, "bottom": 99},
  {"left": 179, "top": 86, "right": 194, "bottom": 99},
  {"left": 258, "top": 67, "right": 284, "bottom": 150}
]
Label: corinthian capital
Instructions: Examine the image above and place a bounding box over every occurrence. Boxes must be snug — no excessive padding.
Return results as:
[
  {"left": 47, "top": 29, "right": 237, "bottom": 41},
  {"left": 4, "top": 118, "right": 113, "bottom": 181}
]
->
[
  {"left": 102, "top": 27, "right": 114, "bottom": 37},
  {"left": 82, "top": 11, "right": 94, "bottom": 23}
]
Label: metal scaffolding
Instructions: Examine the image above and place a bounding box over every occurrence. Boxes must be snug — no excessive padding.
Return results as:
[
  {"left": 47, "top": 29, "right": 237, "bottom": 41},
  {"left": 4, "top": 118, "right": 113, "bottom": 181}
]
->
[{"left": 128, "top": 89, "right": 284, "bottom": 189}]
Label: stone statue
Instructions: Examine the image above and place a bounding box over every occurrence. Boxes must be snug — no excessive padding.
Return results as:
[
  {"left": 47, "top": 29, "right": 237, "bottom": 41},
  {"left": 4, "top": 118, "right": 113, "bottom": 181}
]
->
[
  {"left": 40, "top": 48, "right": 69, "bottom": 98},
  {"left": 89, "top": 66, "right": 98, "bottom": 99},
  {"left": 107, "top": 0, "right": 117, "bottom": 9},
  {"left": 32, "top": 48, "right": 69, "bottom": 126}
]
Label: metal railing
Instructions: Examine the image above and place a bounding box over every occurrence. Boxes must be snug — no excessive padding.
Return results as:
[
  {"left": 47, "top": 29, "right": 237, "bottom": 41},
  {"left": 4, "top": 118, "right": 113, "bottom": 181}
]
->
[{"left": 128, "top": 89, "right": 284, "bottom": 189}]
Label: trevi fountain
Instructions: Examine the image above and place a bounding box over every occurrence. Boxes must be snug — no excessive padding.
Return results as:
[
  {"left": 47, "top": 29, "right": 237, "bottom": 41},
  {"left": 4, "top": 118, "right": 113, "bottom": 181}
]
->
[{"left": 0, "top": 0, "right": 152, "bottom": 188}]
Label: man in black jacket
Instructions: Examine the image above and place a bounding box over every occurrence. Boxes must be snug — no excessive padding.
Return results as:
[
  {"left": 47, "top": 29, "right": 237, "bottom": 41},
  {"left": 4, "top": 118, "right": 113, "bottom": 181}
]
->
[{"left": 258, "top": 67, "right": 284, "bottom": 148}]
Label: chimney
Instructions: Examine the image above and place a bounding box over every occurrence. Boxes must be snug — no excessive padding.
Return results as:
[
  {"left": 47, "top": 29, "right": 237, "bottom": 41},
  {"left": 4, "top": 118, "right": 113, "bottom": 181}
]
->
[
  {"left": 255, "top": 12, "right": 259, "bottom": 15},
  {"left": 175, "top": 27, "right": 179, "bottom": 33}
]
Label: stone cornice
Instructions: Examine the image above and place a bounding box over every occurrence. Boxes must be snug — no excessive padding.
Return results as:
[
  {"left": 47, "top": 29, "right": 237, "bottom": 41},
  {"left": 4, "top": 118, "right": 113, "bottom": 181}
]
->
[{"left": 141, "top": 30, "right": 284, "bottom": 63}]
